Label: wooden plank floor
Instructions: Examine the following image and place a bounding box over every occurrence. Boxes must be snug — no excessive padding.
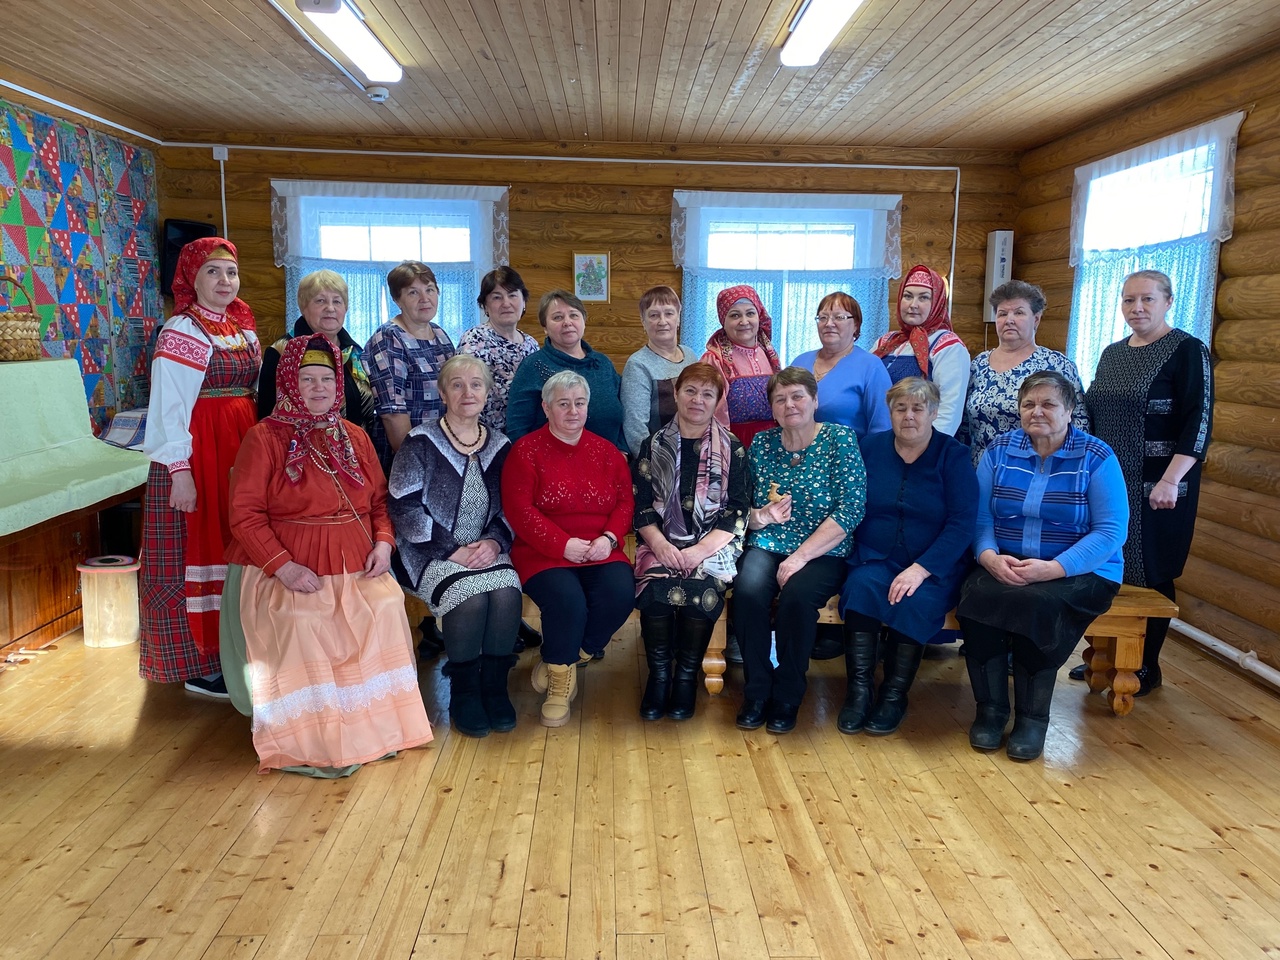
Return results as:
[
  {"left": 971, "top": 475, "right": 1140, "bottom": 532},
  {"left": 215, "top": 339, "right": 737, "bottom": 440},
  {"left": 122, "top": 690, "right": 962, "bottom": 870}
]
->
[{"left": 4, "top": 622, "right": 1280, "bottom": 960}]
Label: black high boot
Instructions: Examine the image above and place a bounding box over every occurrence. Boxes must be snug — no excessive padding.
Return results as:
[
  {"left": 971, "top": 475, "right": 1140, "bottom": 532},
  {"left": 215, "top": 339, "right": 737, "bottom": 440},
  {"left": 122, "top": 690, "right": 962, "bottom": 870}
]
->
[
  {"left": 837, "top": 627, "right": 878, "bottom": 735},
  {"left": 668, "top": 615, "right": 715, "bottom": 720},
  {"left": 965, "top": 653, "right": 1011, "bottom": 751},
  {"left": 639, "top": 611, "right": 676, "bottom": 720},
  {"left": 442, "top": 658, "right": 489, "bottom": 738},
  {"left": 1007, "top": 658, "right": 1057, "bottom": 761},
  {"left": 864, "top": 638, "right": 924, "bottom": 735},
  {"left": 480, "top": 654, "right": 519, "bottom": 732}
]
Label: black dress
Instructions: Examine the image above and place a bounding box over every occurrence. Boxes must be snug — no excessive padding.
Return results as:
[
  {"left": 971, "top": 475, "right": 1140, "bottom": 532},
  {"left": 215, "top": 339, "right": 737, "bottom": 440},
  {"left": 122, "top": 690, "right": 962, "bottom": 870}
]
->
[{"left": 1085, "top": 329, "right": 1213, "bottom": 587}]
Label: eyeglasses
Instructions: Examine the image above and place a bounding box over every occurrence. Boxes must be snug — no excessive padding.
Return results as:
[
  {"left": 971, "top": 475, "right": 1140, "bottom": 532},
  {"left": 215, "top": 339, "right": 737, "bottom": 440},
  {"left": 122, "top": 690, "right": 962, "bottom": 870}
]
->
[{"left": 816, "top": 313, "right": 854, "bottom": 324}]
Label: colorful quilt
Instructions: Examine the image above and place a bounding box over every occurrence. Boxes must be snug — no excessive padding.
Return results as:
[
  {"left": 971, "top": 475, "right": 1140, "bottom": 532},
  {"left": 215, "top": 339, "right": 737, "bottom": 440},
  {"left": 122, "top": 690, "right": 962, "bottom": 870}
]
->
[{"left": 0, "top": 98, "right": 160, "bottom": 432}]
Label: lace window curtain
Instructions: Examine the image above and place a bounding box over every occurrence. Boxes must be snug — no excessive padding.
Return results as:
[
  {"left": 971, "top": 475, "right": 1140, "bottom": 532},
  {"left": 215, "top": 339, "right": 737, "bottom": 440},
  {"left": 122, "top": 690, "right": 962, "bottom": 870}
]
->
[
  {"left": 1067, "top": 112, "right": 1243, "bottom": 386},
  {"left": 270, "top": 180, "right": 509, "bottom": 346},
  {"left": 671, "top": 191, "right": 902, "bottom": 360}
]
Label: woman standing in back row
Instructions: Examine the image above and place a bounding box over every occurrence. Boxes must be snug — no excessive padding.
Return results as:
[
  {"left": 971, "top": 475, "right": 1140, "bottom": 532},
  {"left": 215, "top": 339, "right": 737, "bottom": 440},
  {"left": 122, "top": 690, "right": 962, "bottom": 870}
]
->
[
  {"left": 140, "top": 237, "right": 261, "bottom": 697},
  {"left": 1082, "top": 269, "right": 1213, "bottom": 695}
]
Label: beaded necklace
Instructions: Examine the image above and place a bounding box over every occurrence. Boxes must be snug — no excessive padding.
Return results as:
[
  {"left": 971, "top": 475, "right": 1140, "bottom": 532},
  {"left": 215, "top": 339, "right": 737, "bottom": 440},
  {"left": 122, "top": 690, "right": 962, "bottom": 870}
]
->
[{"left": 441, "top": 414, "right": 485, "bottom": 454}]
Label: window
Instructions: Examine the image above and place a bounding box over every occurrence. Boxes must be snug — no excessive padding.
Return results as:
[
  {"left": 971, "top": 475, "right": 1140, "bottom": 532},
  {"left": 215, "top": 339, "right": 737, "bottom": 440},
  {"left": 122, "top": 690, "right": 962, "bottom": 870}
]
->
[
  {"left": 270, "top": 180, "right": 509, "bottom": 346},
  {"left": 1068, "top": 112, "right": 1243, "bottom": 385},
  {"left": 672, "top": 191, "right": 901, "bottom": 360}
]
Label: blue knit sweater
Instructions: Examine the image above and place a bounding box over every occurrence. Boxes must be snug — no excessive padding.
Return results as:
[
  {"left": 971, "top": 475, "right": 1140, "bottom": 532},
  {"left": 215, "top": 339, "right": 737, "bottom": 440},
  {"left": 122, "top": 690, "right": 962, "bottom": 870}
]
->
[{"left": 974, "top": 426, "right": 1129, "bottom": 583}]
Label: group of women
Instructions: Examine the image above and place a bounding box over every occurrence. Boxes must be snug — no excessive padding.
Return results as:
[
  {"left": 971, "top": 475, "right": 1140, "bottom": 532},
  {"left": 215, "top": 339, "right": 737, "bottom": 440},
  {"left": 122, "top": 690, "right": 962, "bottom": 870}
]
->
[{"left": 138, "top": 236, "right": 1211, "bottom": 772}]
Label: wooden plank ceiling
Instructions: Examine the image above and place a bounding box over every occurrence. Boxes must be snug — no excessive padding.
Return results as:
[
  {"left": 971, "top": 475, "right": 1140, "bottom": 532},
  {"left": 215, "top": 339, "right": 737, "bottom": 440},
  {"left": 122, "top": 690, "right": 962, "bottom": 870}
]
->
[{"left": 6, "top": 0, "right": 1280, "bottom": 148}]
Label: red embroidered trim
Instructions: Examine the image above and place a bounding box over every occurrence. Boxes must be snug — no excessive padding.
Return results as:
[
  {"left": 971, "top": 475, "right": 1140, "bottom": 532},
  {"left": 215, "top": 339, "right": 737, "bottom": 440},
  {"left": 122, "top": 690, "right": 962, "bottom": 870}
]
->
[
  {"left": 156, "top": 329, "right": 213, "bottom": 371},
  {"left": 167, "top": 459, "right": 192, "bottom": 473}
]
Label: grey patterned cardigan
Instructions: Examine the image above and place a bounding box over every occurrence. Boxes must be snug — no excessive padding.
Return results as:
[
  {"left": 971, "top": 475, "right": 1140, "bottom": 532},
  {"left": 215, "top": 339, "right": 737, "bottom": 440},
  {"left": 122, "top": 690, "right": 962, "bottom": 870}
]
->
[{"left": 386, "top": 420, "right": 514, "bottom": 590}]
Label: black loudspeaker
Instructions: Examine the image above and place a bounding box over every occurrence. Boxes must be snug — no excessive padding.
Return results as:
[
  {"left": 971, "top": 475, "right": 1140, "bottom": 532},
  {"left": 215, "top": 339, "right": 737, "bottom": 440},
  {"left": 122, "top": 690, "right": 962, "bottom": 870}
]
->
[{"left": 160, "top": 219, "right": 220, "bottom": 296}]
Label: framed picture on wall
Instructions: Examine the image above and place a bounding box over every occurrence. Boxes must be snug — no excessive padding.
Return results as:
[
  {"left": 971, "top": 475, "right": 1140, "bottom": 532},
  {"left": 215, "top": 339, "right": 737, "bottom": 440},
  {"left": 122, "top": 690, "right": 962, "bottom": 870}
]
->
[{"left": 573, "top": 252, "right": 610, "bottom": 302}]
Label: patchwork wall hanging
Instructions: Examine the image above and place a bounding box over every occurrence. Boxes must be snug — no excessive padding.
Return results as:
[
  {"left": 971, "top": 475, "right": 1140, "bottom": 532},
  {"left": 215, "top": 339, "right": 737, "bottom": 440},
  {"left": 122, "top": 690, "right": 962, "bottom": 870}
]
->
[{"left": 0, "top": 97, "right": 160, "bottom": 431}]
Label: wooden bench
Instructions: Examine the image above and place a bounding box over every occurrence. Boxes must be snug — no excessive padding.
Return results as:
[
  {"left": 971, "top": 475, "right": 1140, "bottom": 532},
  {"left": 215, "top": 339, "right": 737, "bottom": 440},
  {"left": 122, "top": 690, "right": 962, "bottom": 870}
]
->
[
  {"left": 701, "top": 584, "right": 1177, "bottom": 717},
  {"left": 1, "top": 359, "right": 149, "bottom": 653}
]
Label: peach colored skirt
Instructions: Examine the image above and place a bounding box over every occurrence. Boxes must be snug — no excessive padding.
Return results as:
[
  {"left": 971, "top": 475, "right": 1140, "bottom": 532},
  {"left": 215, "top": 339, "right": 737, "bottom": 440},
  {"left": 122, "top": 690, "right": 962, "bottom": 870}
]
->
[{"left": 239, "top": 567, "right": 433, "bottom": 773}]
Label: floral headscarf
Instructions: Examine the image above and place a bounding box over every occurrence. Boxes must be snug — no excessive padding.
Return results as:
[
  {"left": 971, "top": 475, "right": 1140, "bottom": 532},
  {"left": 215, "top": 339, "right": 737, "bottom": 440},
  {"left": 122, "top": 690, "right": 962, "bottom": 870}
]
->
[
  {"left": 266, "top": 333, "right": 364, "bottom": 487},
  {"left": 704, "top": 284, "right": 781, "bottom": 370},
  {"left": 171, "top": 236, "right": 256, "bottom": 330},
  {"left": 873, "top": 264, "right": 958, "bottom": 375}
]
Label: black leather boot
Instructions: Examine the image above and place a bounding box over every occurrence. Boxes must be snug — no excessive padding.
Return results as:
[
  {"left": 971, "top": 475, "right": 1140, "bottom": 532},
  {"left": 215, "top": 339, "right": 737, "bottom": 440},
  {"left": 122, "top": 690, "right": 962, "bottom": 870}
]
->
[
  {"left": 668, "top": 615, "right": 715, "bottom": 720},
  {"left": 864, "top": 638, "right": 924, "bottom": 735},
  {"left": 518, "top": 619, "right": 543, "bottom": 649},
  {"left": 480, "top": 654, "right": 519, "bottom": 732},
  {"left": 1007, "top": 658, "right": 1056, "bottom": 761},
  {"left": 639, "top": 611, "right": 675, "bottom": 720},
  {"left": 442, "top": 657, "right": 489, "bottom": 738},
  {"left": 837, "top": 627, "right": 878, "bottom": 735},
  {"left": 965, "top": 653, "right": 1011, "bottom": 750}
]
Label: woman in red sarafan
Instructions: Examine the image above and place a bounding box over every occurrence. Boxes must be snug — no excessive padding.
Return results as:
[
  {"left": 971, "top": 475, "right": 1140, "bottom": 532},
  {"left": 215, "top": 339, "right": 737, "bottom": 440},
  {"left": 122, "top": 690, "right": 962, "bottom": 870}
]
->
[{"left": 140, "top": 237, "right": 260, "bottom": 696}]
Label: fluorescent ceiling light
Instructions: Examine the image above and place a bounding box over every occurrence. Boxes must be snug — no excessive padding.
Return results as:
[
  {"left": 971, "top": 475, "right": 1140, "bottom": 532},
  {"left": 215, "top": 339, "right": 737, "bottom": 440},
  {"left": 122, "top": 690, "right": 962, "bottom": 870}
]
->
[
  {"left": 780, "top": 0, "right": 866, "bottom": 67},
  {"left": 303, "top": 1, "right": 403, "bottom": 84}
]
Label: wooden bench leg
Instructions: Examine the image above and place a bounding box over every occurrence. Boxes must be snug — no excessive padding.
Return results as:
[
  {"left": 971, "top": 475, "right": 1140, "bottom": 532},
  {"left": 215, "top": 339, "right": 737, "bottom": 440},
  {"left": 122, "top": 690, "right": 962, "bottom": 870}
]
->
[
  {"left": 703, "top": 609, "right": 727, "bottom": 695},
  {"left": 1084, "top": 639, "right": 1112, "bottom": 694},
  {"left": 1106, "top": 629, "right": 1143, "bottom": 717}
]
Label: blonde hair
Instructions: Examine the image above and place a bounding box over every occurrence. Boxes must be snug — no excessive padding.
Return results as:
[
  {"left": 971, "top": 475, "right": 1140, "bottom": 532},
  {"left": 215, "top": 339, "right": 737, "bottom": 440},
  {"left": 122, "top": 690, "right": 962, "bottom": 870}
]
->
[{"left": 297, "top": 269, "right": 349, "bottom": 307}]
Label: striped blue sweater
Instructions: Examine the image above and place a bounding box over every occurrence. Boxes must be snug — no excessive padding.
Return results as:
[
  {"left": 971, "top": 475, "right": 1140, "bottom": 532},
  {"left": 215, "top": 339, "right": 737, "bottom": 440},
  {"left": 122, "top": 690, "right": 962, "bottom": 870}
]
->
[{"left": 974, "top": 427, "right": 1129, "bottom": 583}]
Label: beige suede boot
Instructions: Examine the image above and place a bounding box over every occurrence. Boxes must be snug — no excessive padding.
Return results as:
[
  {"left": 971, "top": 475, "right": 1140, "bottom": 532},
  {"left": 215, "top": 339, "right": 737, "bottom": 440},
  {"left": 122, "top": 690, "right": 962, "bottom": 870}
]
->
[
  {"left": 531, "top": 650, "right": 592, "bottom": 692},
  {"left": 540, "top": 662, "right": 578, "bottom": 727}
]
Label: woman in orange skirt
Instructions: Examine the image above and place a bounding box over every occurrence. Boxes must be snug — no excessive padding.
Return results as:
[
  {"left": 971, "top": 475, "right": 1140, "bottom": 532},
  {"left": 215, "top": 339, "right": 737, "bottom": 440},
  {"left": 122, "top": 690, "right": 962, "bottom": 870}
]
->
[
  {"left": 220, "top": 333, "right": 432, "bottom": 776},
  {"left": 140, "top": 237, "right": 260, "bottom": 696}
]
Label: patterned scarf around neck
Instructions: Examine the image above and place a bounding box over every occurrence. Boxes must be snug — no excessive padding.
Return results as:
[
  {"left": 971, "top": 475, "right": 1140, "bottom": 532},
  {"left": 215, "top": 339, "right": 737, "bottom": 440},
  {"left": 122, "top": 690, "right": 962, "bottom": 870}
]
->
[{"left": 636, "top": 415, "right": 741, "bottom": 583}]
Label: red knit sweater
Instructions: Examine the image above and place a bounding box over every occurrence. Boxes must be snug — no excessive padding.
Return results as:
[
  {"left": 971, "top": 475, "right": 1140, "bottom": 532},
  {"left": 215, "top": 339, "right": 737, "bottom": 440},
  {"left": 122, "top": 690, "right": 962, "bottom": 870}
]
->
[{"left": 501, "top": 426, "right": 633, "bottom": 583}]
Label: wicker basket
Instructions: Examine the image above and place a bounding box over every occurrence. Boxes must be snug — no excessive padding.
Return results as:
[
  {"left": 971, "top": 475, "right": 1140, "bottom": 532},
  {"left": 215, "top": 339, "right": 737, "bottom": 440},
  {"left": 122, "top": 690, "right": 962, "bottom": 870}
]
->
[{"left": 0, "top": 276, "right": 41, "bottom": 362}]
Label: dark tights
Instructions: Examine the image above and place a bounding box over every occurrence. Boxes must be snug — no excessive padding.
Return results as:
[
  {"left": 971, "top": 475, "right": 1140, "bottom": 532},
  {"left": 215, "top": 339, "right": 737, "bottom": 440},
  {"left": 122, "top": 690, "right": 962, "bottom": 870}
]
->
[{"left": 440, "top": 587, "right": 522, "bottom": 662}]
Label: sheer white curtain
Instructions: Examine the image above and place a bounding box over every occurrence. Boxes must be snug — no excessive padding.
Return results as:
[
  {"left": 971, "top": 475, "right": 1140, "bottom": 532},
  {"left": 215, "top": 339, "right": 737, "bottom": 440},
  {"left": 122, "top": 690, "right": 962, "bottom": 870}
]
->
[
  {"left": 270, "top": 180, "right": 509, "bottom": 346},
  {"left": 1067, "top": 112, "right": 1243, "bottom": 385},
  {"left": 671, "top": 191, "right": 902, "bottom": 362}
]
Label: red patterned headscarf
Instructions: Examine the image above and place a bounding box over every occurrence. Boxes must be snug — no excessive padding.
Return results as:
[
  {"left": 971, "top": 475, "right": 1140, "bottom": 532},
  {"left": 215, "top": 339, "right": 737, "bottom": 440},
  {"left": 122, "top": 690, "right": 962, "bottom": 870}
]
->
[
  {"left": 267, "top": 333, "right": 364, "bottom": 487},
  {"left": 171, "top": 237, "right": 256, "bottom": 330},
  {"left": 705, "top": 284, "right": 781, "bottom": 371},
  {"left": 873, "top": 264, "right": 956, "bottom": 374}
]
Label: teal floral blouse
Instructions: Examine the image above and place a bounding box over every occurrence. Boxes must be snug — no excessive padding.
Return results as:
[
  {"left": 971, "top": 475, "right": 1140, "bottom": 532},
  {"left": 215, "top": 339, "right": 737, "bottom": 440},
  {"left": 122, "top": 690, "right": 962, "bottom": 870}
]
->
[{"left": 747, "top": 422, "right": 866, "bottom": 557}]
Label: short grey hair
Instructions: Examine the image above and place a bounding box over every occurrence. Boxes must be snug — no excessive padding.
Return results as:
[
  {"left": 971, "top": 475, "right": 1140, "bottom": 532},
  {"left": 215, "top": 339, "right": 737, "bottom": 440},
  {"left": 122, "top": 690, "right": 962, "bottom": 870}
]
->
[
  {"left": 541, "top": 370, "right": 591, "bottom": 404},
  {"left": 885, "top": 376, "right": 940, "bottom": 412},
  {"left": 1018, "top": 370, "right": 1077, "bottom": 413}
]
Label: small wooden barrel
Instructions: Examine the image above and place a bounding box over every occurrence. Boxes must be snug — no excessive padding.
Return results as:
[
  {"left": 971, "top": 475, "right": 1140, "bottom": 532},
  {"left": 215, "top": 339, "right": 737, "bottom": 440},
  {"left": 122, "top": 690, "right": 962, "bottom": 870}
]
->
[{"left": 78, "top": 555, "right": 141, "bottom": 648}]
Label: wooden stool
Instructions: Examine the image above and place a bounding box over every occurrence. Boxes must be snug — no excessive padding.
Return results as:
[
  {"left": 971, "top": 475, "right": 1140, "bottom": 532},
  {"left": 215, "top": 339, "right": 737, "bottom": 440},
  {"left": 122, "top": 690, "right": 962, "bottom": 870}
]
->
[
  {"left": 77, "top": 555, "right": 141, "bottom": 648},
  {"left": 1079, "top": 584, "right": 1178, "bottom": 716}
]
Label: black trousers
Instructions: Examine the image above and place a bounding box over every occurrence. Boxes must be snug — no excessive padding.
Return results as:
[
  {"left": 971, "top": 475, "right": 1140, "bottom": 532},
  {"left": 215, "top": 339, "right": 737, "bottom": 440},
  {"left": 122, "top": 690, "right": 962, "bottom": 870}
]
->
[{"left": 733, "top": 548, "right": 846, "bottom": 703}]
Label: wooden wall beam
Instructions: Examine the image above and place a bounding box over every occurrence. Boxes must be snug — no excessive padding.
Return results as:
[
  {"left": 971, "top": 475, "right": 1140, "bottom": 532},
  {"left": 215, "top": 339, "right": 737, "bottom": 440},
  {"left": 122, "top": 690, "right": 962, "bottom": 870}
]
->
[
  {"left": 1174, "top": 590, "right": 1280, "bottom": 671},
  {"left": 1177, "top": 554, "right": 1280, "bottom": 636},
  {"left": 1197, "top": 478, "right": 1280, "bottom": 542},
  {"left": 1213, "top": 361, "right": 1280, "bottom": 409},
  {"left": 1205, "top": 442, "right": 1280, "bottom": 500}
]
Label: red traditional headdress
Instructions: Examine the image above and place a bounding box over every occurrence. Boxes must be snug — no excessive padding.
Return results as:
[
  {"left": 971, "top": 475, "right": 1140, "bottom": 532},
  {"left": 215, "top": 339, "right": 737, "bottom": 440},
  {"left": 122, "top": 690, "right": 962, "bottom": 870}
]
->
[
  {"left": 873, "top": 264, "right": 956, "bottom": 375},
  {"left": 171, "top": 236, "right": 256, "bottom": 330}
]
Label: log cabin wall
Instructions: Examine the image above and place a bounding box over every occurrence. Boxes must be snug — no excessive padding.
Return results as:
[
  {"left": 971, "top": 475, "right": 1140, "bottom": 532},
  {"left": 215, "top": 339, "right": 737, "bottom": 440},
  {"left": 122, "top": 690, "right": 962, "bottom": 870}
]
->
[
  {"left": 155, "top": 141, "right": 1020, "bottom": 364},
  {"left": 1014, "top": 48, "right": 1280, "bottom": 668}
]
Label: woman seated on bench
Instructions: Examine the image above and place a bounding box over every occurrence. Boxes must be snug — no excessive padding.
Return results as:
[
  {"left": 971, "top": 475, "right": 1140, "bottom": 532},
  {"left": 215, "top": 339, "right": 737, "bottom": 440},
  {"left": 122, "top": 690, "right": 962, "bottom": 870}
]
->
[
  {"left": 838, "top": 377, "right": 977, "bottom": 737},
  {"left": 632, "top": 362, "right": 749, "bottom": 721},
  {"left": 221, "top": 334, "right": 433, "bottom": 776},
  {"left": 957, "top": 370, "right": 1128, "bottom": 762}
]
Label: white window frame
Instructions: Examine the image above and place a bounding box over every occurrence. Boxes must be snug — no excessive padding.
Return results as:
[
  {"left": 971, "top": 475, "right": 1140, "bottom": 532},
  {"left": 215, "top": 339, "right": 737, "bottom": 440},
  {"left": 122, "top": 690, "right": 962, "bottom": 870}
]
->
[
  {"left": 1067, "top": 112, "right": 1243, "bottom": 385},
  {"left": 270, "top": 180, "right": 509, "bottom": 346},
  {"left": 672, "top": 190, "right": 902, "bottom": 360}
]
